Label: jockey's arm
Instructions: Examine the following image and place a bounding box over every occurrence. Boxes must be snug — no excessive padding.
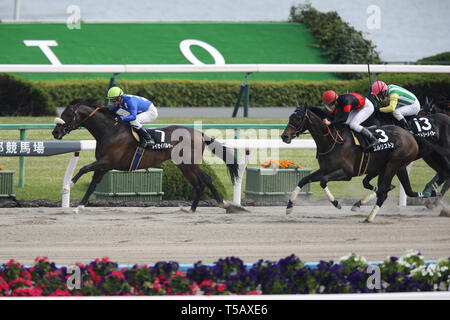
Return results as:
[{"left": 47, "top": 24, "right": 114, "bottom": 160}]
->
[
  {"left": 120, "top": 101, "right": 138, "bottom": 122},
  {"left": 379, "top": 93, "right": 399, "bottom": 113},
  {"left": 329, "top": 108, "right": 349, "bottom": 125},
  {"left": 109, "top": 105, "right": 120, "bottom": 112}
]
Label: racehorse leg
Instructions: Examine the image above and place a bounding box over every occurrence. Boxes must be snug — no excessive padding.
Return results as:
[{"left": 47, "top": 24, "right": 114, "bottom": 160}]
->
[
  {"left": 365, "top": 167, "right": 397, "bottom": 223},
  {"left": 396, "top": 166, "right": 431, "bottom": 198},
  {"left": 286, "top": 169, "right": 324, "bottom": 215},
  {"left": 352, "top": 174, "right": 396, "bottom": 211},
  {"left": 177, "top": 164, "right": 206, "bottom": 213},
  {"left": 76, "top": 170, "right": 108, "bottom": 211},
  {"left": 71, "top": 160, "right": 110, "bottom": 186},
  {"left": 424, "top": 175, "right": 449, "bottom": 209},
  {"left": 352, "top": 174, "right": 377, "bottom": 211},
  {"left": 319, "top": 168, "right": 354, "bottom": 209}
]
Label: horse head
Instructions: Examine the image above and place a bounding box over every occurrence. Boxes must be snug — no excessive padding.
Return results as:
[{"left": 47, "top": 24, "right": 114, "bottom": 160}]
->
[
  {"left": 281, "top": 102, "right": 309, "bottom": 144},
  {"left": 52, "top": 98, "right": 100, "bottom": 140}
]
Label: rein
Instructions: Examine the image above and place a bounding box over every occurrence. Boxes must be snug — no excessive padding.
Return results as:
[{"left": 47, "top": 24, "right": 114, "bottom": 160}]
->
[
  {"left": 62, "top": 106, "right": 101, "bottom": 134},
  {"left": 317, "top": 125, "right": 344, "bottom": 156}
]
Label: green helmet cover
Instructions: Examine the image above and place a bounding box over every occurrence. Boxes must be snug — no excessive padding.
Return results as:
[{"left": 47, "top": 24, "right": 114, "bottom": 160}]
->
[{"left": 107, "top": 87, "right": 124, "bottom": 99}]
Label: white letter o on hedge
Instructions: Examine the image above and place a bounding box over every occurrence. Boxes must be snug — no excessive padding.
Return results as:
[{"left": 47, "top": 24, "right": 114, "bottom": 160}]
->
[{"left": 179, "top": 39, "right": 225, "bottom": 65}]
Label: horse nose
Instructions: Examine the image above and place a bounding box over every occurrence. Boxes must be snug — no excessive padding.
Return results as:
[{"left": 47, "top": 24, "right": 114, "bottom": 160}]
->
[{"left": 52, "top": 129, "right": 62, "bottom": 140}]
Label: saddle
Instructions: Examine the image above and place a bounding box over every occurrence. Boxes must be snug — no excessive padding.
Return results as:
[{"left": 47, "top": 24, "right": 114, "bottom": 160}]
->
[{"left": 131, "top": 127, "right": 173, "bottom": 150}]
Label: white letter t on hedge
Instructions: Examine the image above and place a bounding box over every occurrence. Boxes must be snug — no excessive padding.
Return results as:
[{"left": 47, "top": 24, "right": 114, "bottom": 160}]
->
[{"left": 23, "top": 40, "right": 62, "bottom": 65}]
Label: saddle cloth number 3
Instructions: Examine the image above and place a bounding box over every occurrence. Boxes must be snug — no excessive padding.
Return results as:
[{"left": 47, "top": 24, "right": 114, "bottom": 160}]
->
[{"left": 375, "top": 129, "right": 389, "bottom": 143}]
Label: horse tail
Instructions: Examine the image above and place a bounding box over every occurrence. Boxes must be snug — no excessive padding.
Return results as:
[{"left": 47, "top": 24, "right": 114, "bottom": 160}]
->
[{"left": 202, "top": 133, "right": 239, "bottom": 185}]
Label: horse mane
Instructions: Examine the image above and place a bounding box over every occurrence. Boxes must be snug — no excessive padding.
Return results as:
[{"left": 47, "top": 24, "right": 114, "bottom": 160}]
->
[
  {"left": 69, "top": 97, "right": 100, "bottom": 107},
  {"left": 69, "top": 97, "right": 116, "bottom": 118},
  {"left": 306, "top": 105, "right": 330, "bottom": 120}
]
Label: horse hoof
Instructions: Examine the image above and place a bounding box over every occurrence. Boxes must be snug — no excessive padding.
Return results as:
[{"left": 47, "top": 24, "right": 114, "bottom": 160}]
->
[
  {"left": 219, "top": 200, "right": 231, "bottom": 209},
  {"left": 332, "top": 200, "right": 341, "bottom": 209},
  {"left": 225, "top": 202, "right": 250, "bottom": 213},
  {"left": 70, "top": 181, "right": 75, "bottom": 187},
  {"left": 351, "top": 205, "right": 360, "bottom": 212},
  {"left": 73, "top": 205, "right": 84, "bottom": 214},
  {"left": 286, "top": 206, "right": 294, "bottom": 215},
  {"left": 363, "top": 218, "right": 371, "bottom": 223},
  {"left": 179, "top": 206, "right": 191, "bottom": 213}
]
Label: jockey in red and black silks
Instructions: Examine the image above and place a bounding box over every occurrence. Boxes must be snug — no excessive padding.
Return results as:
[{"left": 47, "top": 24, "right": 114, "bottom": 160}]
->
[{"left": 322, "top": 91, "right": 378, "bottom": 151}]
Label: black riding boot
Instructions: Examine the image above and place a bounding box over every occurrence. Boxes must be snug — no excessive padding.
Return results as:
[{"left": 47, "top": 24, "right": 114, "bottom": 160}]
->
[
  {"left": 137, "top": 127, "right": 155, "bottom": 148},
  {"left": 360, "top": 127, "right": 379, "bottom": 152},
  {"left": 398, "top": 118, "right": 413, "bottom": 133}
]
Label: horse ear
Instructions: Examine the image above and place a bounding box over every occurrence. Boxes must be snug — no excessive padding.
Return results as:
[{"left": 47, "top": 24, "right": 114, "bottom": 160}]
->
[{"left": 294, "top": 101, "right": 300, "bottom": 109}]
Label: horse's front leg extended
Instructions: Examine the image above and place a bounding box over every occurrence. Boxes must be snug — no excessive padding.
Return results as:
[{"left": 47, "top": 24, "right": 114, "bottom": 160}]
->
[
  {"left": 78, "top": 170, "right": 108, "bottom": 208},
  {"left": 286, "top": 169, "right": 324, "bottom": 215},
  {"left": 319, "top": 168, "right": 353, "bottom": 209},
  {"left": 71, "top": 160, "right": 109, "bottom": 186}
]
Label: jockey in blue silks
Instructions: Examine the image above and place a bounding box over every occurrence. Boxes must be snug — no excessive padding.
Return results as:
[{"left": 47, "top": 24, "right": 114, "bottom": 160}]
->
[{"left": 107, "top": 86, "right": 158, "bottom": 148}]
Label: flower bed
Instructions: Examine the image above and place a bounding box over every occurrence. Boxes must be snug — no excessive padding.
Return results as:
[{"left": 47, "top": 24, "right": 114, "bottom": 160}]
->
[{"left": 0, "top": 251, "right": 448, "bottom": 296}]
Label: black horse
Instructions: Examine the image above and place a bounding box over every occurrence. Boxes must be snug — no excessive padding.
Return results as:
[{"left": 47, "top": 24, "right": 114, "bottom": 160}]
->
[
  {"left": 357, "top": 99, "right": 450, "bottom": 209},
  {"left": 281, "top": 104, "right": 425, "bottom": 223},
  {"left": 417, "top": 97, "right": 450, "bottom": 208},
  {"left": 52, "top": 98, "right": 241, "bottom": 213}
]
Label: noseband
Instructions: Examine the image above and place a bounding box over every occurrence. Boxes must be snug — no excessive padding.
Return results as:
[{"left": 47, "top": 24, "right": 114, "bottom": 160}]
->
[{"left": 56, "top": 105, "right": 100, "bottom": 135}]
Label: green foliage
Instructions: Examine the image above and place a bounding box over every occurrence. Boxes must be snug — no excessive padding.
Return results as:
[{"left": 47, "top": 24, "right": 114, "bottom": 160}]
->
[
  {"left": 418, "top": 51, "right": 450, "bottom": 63},
  {"left": 289, "top": 3, "right": 383, "bottom": 79},
  {"left": 30, "top": 73, "right": 450, "bottom": 109},
  {"left": 158, "top": 160, "right": 227, "bottom": 201},
  {"left": 0, "top": 73, "right": 55, "bottom": 116}
]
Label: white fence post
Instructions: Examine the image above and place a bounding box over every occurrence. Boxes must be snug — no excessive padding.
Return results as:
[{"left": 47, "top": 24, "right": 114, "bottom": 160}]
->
[
  {"left": 62, "top": 151, "right": 80, "bottom": 208},
  {"left": 233, "top": 148, "right": 250, "bottom": 205},
  {"left": 399, "top": 163, "right": 413, "bottom": 207}
]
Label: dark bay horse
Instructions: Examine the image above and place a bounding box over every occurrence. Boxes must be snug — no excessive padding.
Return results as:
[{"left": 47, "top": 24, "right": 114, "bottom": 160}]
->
[
  {"left": 52, "top": 98, "right": 240, "bottom": 213},
  {"left": 417, "top": 97, "right": 450, "bottom": 207},
  {"left": 360, "top": 99, "right": 450, "bottom": 208},
  {"left": 281, "top": 104, "right": 423, "bottom": 223}
]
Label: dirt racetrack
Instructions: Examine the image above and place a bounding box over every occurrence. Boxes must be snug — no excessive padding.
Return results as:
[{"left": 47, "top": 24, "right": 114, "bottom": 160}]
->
[{"left": 0, "top": 202, "right": 449, "bottom": 266}]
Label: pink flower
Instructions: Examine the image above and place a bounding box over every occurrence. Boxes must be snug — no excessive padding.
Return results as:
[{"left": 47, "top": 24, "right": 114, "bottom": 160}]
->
[
  {"left": 34, "top": 256, "right": 48, "bottom": 263},
  {"left": 6, "top": 259, "right": 20, "bottom": 267},
  {"left": 48, "top": 289, "right": 72, "bottom": 296},
  {"left": 12, "top": 286, "right": 43, "bottom": 296},
  {"left": 109, "top": 270, "right": 125, "bottom": 280},
  {"left": 199, "top": 280, "right": 213, "bottom": 288}
]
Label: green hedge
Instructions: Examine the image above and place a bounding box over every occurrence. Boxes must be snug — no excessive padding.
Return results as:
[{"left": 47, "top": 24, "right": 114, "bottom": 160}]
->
[
  {"left": 37, "top": 74, "right": 450, "bottom": 108},
  {"left": 0, "top": 73, "right": 55, "bottom": 116},
  {"left": 158, "top": 161, "right": 227, "bottom": 201},
  {"left": 1, "top": 73, "right": 448, "bottom": 113}
]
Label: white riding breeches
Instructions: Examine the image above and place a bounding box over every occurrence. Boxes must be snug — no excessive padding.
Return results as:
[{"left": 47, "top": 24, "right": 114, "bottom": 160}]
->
[
  {"left": 345, "top": 98, "right": 374, "bottom": 133},
  {"left": 129, "top": 103, "right": 158, "bottom": 129},
  {"left": 392, "top": 100, "right": 420, "bottom": 121}
]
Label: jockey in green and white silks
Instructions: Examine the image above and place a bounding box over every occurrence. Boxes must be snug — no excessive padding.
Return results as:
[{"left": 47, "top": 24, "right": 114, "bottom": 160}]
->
[{"left": 371, "top": 81, "right": 420, "bottom": 131}]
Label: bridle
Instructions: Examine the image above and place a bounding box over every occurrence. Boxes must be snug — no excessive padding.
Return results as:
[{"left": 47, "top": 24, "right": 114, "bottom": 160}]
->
[
  {"left": 287, "top": 108, "right": 310, "bottom": 138},
  {"left": 55, "top": 104, "right": 100, "bottom": 135},
  {"left": 287, "top": 106, "right": 344, "bottom": 156}
]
